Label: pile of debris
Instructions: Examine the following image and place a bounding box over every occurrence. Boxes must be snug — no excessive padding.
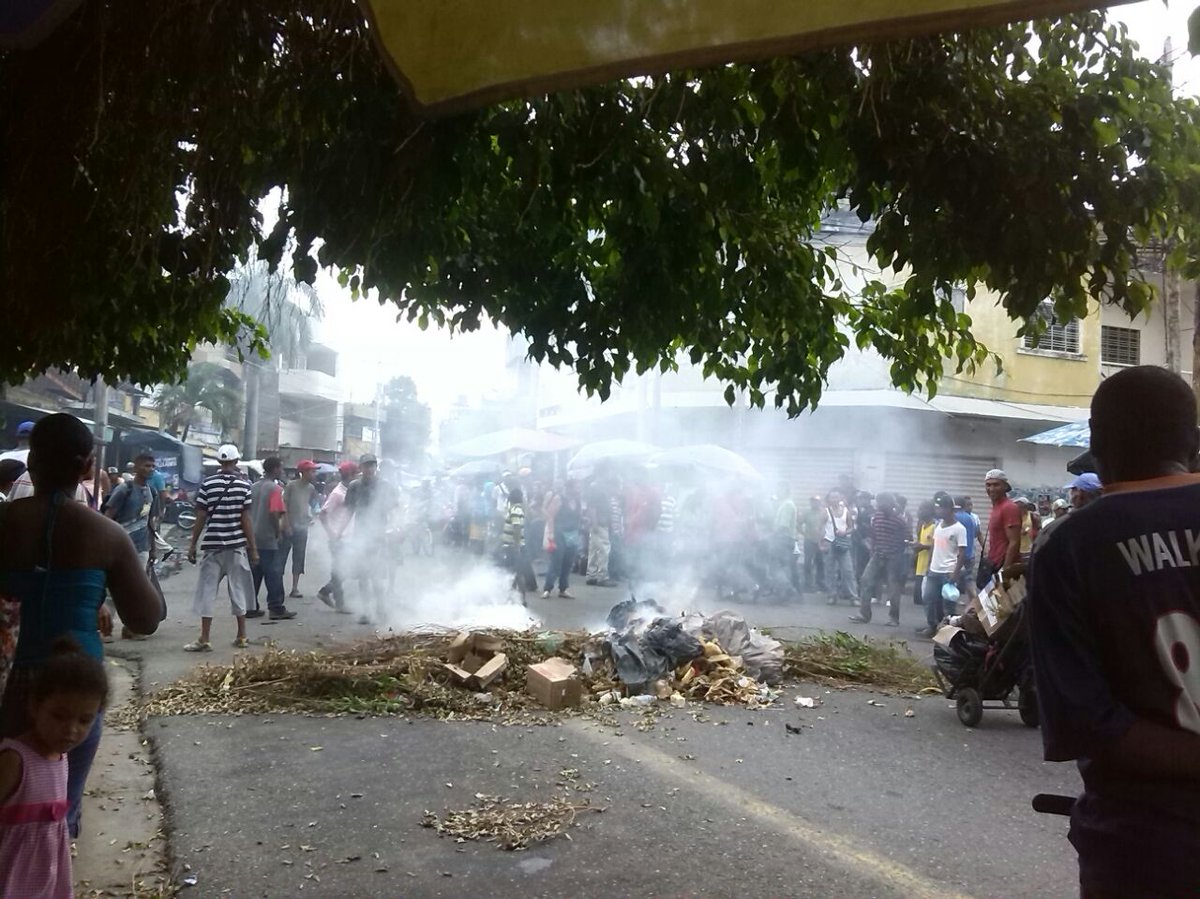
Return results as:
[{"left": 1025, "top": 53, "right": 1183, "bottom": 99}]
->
[
  {"left": 594, "top": 601, "right": 783, "bottom": 708},
  {"left": 140, "top": 608, "right": 927, "bottom": 722},
  {"left": 420, "top": 794, "right": 600, "bottom": 850}
]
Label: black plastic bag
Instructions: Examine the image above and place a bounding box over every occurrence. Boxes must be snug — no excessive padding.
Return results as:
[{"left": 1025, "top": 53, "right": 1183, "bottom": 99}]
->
[{"left": 641, "top": 620, "right": 703, "bottom": 671}]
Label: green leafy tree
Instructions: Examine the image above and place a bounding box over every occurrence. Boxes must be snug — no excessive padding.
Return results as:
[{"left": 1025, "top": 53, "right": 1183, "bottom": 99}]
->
[
  {"left": 5, "top": 3, "right": 1200, "bottom": 412},
  {"left": 379, "top": 376, "right": 432, "bottom": 467},
  {"left": 154, "top": 363, "right": 244, "bottom": 441},
  {"left": 225, "top": 254, "right": 323, "bottom": 369}
]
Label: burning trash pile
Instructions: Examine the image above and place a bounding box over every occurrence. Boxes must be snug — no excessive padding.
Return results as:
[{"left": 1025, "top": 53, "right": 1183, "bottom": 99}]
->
[
  {"left": 595, "top": 600, "right": 784, "bottom": 709},
  {"left": 140, "top": 603, "right": 927, "bottom": 723}
]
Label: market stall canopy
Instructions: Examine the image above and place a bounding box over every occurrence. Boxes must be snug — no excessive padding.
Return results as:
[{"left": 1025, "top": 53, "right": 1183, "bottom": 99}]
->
[
  {"left": 357, "top": 0, "right": 1126, "bottom": 112},
  {"left": 449, "top": 459, "right": 505, "bottom": 480},
  {"left": 649, "top": 444, "right": 763, "bottom": 481},
  {"left": 567, "top": 439, "right": 658, "bottom": 478},
  {"left": 1018, "top": 420, "right": 1090, "bottom": 448},
  {"left": 446, "top": 427, "right": 579, "bottom": 459}
]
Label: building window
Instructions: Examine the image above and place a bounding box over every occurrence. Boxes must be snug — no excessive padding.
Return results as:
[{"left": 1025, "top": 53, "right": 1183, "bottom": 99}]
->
[
  {"left": 1100, "top": 325, "right": 1141, "bottom": 367},
  {"left": 1023, "top": 301, "right": 1080, "bottom": 354}
]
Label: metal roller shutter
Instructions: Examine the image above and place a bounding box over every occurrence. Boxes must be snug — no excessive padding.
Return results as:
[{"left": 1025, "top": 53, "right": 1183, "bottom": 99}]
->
[
  {"left": 883, "top": 454, "right": 997, "bottom": 506},
  {"left": 745, "top": 448, "right": 856, "bottom": 500}
]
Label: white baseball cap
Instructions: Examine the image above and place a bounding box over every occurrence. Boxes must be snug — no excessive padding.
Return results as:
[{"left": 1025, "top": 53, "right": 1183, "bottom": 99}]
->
[{"left": 217, "top": 444, "right": 241, "bottom": 462}]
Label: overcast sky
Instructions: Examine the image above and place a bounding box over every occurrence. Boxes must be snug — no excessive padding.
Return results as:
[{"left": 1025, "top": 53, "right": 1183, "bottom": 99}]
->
[{"left": 313, "top": 0, "right": 1198, "bottom": 417}]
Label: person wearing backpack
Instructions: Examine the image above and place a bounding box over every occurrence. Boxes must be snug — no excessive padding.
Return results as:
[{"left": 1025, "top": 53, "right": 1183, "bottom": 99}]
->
[{"left": 104, "top": 453, "right": 161, "bottom": 640}]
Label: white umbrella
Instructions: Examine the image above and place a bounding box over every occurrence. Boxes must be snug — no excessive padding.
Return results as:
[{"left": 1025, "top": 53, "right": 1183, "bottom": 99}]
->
[
  {"left": 649, "top": 444, "right": 762, "bottom": 481},
  {"left": 566, "top": 439, "right": 657, "bottom": 477}
]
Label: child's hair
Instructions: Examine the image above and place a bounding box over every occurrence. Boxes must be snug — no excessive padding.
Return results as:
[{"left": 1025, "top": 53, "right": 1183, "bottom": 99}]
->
[{"left": 31, "top": 636, "right": 109, "bottom": 709}]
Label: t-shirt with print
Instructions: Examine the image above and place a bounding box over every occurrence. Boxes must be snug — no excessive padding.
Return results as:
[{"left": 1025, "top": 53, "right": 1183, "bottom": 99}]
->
[
  {"left": 107, "top": 482, "right": 158, "bottom": 552},
  {"left": 986, "top": 498, "right": 1022, "bottom": 568},
  {"left": 249, "top": 479, "right": 286, "bottom": 551},
  {"left": 196, "top": 472, "right": 252, "bottom": 551},
  {"left": 1029, "top": 474, "right": 1200, "bottom": 896},
  {"left": 928, "top": 520, "right": 967, "bottom": 575}
]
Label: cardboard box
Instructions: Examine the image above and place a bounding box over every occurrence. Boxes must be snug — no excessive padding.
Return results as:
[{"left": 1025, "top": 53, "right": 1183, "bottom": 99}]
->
[
  {"left": 933, "top": 625, "right": 964, "bottom": 648},
  {"left": 443, "top": 632, "right": 508, "bottom": 689},
  {"left": 526, "top": 658, "right": 582, "bottom": 710},
  {"left": 971, "top": 576, "right": 1025, "bottom": 636}
]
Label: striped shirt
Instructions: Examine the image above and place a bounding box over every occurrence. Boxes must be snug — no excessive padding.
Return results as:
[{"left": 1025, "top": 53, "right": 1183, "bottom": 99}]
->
[
  {"left": 196, "top": 472, "right": 252, "bottom": 551},
  {"left": 869, "top": 511, "right": 909, "bottom": 555},
  {"left": 657, "top": 495, "right": 676, "bottom": 533},
  {"left": 502, "top": 503, "right": 525, "bottom": 547}
]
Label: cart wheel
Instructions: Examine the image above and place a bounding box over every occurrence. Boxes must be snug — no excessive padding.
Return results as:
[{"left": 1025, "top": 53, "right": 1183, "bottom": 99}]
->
[
  {"left": 957, "top": 688, "right": 983, "bottom": 728},
  {"left": 1018, "top": 687, "right": 1040, "bottom": 728}
]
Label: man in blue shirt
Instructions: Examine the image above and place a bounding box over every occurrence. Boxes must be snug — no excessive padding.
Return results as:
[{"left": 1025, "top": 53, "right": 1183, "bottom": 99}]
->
[
  {"left": 952, "top": 494, "right": 980, "bottom": 605},
  {"left": 1030, "top": 365, "right": 1200, "bottom": 898}
]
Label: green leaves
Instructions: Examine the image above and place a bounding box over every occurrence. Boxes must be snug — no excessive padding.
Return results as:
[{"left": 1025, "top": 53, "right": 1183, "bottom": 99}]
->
[{"left": 4, "top": 4, "right": 1198, "bottom": 413}]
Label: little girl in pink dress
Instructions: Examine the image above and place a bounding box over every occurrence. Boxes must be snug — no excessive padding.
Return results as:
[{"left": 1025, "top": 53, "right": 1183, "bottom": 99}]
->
[{"left": 0, "top": 636, "right": 108, "bottom": 898}]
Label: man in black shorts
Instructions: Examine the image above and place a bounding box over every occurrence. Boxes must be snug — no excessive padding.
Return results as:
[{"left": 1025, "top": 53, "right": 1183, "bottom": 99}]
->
[{"left": 1030, "top": 365, "right": 1200, "bottom": 898}]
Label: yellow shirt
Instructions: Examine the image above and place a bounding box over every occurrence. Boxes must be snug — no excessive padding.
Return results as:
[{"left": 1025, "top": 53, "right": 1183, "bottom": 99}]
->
[
  {"left": 914, "top": 522, "right": 935, "bottom": 575},
  {"left": 1019, "top": 511, "right": 1033, "bottom": 555}
]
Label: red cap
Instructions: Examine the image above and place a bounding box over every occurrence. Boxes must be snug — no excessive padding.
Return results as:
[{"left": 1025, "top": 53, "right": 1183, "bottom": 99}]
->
[
  {"left": 297, "top": 459, "right": 318, "bottom": 472},
  {"left": 337, "top": 461, "right": 357, "bottom": 475}
]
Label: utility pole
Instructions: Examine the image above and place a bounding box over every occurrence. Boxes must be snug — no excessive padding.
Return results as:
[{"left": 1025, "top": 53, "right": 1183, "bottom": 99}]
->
[
  {"left": 243, "top": 361, "right": 260, "bottom": 459},
  {"left": 93, "top": 377, "right": 109, "bottom": 503}
]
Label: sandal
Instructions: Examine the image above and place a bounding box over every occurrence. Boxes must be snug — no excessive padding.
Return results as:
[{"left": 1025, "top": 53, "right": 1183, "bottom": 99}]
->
[
  {"left": 558, "top": 590, "right": 575, "bottom": 599},
  {"left": 183, "top": 641, "right": 212, "bottom": 653},
  {"left": 232, "top": 636, "right": 249, "bottom": 649}
]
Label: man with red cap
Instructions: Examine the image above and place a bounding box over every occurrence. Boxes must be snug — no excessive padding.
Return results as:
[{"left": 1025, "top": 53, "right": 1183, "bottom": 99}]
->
[
  {"left": 282, "top": 459, "right": 319, "bottom": 598},
  {"left": 317, "top": 461, "right": 357, "bottom": 613}
]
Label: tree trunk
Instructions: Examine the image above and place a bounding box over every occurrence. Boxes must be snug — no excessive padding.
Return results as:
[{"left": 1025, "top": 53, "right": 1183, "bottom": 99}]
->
[
  {"left": 1165, "top": 266, "right": 1182, "bottom": 374},
  {"left": 1193, "top": 281, "right": 1200, "bottom": 409},
  {"left": 181, "top": 420, "right": 191, "bottom": 442}
]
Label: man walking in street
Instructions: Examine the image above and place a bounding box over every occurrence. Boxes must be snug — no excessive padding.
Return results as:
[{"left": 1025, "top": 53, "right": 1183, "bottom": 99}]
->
[
  {"left": 585, "top": 478, "right": 613, "bottom": 586},
  {"left": 345, "top": 453, "right": 398, "bottom": 625},
  {"left": 851, "top": 492, "right": 907, "bottom": 626},
  {"left": 1030, "top": 365, "right": 1200, "bottom": 897},
  {"left": 282, "top": 459, "right": 318, "bottom": 599},
  {"left": 981, "top": 469, "right": 1021, "bottom": 587},
  {"left": 185, "top": 444, "right": 257, "bottom": 651},
  {"left": 105, "top": 452, "right": 161, "bottom": 639},
  {"left": 249, "top": 457, "right": 296, "bottom": 621},
  {"left": 317, "top": 461, "right": 357, "bottom": 613},
  {"left": 773, "top": 483, "right": 800, "bottom": 594},
  {"left": 801, "top": 495, "right": 826, "bottom": 592},
  {"left": 917, "top": 493, "right": 967, "bottom": 638}
]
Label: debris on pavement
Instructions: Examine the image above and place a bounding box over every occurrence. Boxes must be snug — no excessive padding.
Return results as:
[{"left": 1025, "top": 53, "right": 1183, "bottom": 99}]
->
[
  {"left": 442, "top": 632, "right": 509, "bottom": 690},
  {"left": 420, "top": 794, "right": 601, "bottom": 850},
  {"left": 782, "top": 630, "right": 937, "bottom": 692},
  {"left": 526, "top": 657, "right": 582, "bottom": 710},
  {"left": 794, "top": 696, "right": 817, "bottom": 708}
]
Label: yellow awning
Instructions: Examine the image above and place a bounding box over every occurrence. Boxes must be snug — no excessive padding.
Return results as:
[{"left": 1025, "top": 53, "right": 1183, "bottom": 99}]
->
[{"left": 361, "top": 1, "right": 1125, "bottom": 113}]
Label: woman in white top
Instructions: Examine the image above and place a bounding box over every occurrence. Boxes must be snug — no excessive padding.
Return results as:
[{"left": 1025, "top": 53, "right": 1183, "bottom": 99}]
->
[{"left": 821, "top": 490, "right": 857, "bottom": 603}]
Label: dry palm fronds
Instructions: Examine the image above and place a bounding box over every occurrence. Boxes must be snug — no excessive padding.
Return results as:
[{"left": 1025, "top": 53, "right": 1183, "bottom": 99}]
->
[
  {"left": 782, "top": 631, "right": 936, "bottom": 692},
  {"left": 421, "top": 794, "right": 600, "bottom": 850}
]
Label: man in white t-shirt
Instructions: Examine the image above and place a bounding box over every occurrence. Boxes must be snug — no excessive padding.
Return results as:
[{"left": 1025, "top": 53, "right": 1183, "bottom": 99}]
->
[{"left": 918, "top": 493, "right": 966, "bottom": 638}]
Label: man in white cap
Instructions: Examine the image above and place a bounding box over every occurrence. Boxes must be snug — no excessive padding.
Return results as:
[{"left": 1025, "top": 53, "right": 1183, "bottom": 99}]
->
[
  {"left": 184, "top": 444, "right": 258, "bottom": 651},
  {"left": 981, "top": 468, "right": 1021, "bottom": 585}
]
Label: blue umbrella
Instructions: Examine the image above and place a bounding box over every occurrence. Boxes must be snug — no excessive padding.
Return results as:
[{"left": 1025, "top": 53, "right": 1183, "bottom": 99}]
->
[{"left": 1019, "top": 421, "right": 1089, "bottom": 448}]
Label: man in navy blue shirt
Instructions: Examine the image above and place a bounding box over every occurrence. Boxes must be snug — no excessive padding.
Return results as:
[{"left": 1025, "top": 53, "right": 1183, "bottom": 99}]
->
[{"left": 1030, "top": 365, "right": 1200, "bottom": 898}]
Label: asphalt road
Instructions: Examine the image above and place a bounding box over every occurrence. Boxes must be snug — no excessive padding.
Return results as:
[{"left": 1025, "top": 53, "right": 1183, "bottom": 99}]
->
[
  {"left": 152, "top": 691, "right": 1078, "bottom": 898},
  {"left": 118, "top": 531, "right": 1082, "bottom": 897}
]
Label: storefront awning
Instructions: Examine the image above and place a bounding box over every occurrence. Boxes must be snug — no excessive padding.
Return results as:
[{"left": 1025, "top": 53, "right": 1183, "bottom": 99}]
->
[{"left": 360, "top": 0, "right": 1127, "bottom": 112}]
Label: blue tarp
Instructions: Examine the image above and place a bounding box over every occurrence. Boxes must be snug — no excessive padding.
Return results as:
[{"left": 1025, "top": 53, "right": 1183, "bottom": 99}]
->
[{"left": 1018, "top": 420, "right": 1089, "bottom": 448}]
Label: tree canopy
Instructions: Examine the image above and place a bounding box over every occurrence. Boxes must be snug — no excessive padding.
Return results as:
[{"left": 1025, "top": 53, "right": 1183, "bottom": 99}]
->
[
  {"left": 5, "top": 2, "right": 1200, "bottom": 412},
  {"left": 379, "top": 376, "right": 432, "bottom": 467}
]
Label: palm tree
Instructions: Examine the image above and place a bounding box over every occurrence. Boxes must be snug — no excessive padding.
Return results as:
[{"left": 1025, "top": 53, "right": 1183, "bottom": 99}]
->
[
  {"left": 155, "top": 362, "right": 243, "bottom": 441},
  {"left": 224, "top": 252, "right": 324, "bottom": 456}
]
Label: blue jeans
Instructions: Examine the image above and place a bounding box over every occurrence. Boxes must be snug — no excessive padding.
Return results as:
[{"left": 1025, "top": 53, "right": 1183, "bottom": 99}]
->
[
  {"left": 922, "top": 572, "right": 959, "bottom": 630},
  {"left": 544, "top": 537, "right": 579, "bottom": 593},
  {"left": 252, "top": 547, "right": 285, "bottom": 612}
]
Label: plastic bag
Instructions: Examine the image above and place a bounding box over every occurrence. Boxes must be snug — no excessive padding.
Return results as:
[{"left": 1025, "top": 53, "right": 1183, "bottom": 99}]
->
[
  {"left": 641, "top": 620, "right": 703, "bottom": 670},
  {"left": 680, "top": 610, "right": 785, "bottom": 684},
  {"left": 941, "top": 582, "right": 960, "bottom": 606}
]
